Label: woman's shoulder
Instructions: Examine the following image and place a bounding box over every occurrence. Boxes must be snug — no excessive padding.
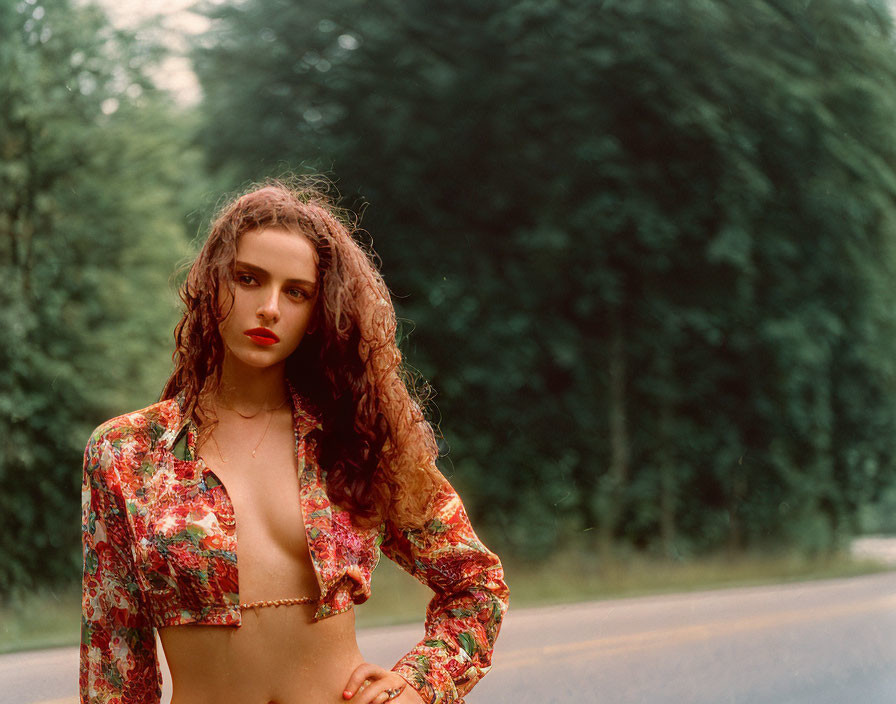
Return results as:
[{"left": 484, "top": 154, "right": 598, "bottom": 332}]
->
[{"left": 84, "top": 398, "right": 183, "bottom": 469}]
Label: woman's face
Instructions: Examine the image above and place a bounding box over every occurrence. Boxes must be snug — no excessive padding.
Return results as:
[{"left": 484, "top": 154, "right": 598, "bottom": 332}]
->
[{"left": 217, "top": 226, "right": 319, "bottom": 370}]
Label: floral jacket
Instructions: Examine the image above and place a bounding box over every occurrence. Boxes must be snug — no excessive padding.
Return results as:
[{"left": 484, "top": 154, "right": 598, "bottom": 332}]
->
[{"left": 79, "top": 385, "right": 509, "bottom": 704}]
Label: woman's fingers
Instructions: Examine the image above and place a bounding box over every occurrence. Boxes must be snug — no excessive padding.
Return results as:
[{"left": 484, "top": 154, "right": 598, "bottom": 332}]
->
[
  {"left": 371, "top": 682, "right": 406, "bottom": 703},
  {"left": 342, "top": 662, "right": 408, "bottom": 703},
  {"left": 355, "top": 679, "right": 395, "bottom": 704},
  {"left": 342, "top": 662, "right": 386, "bottom": 700}
]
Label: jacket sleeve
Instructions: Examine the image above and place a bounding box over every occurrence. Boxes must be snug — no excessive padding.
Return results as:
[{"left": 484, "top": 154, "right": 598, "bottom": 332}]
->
[
  {"left": 80, "top": 429, "right": 162, "bottom": 704},
  {"left": 380, "top": 478, "right": 510, "bottom": 704}
]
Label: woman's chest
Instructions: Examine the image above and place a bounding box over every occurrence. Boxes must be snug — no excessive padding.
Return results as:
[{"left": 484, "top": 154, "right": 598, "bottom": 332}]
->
[
  {"left": 130, "top": 443, "right": 308, "bottom": 583},
  {"left": 121, "top": 439, "right": 382, "bottom": 623},
  {"left": 199, "top": 434, "right": 310, "bottom": 566}
]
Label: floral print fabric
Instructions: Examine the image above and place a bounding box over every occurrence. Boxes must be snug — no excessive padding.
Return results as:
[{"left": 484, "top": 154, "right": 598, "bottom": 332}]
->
[{"left": 80, "top": 385, "right": 509, "bottom": 704}]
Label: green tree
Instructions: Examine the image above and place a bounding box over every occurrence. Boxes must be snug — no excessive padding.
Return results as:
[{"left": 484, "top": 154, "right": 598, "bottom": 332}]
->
[
  {"left": 191, "top": 0, "right": 896, "bottom": 559},
  {"left": 0, "top": 0, "right": 200, "bottom": 593}
]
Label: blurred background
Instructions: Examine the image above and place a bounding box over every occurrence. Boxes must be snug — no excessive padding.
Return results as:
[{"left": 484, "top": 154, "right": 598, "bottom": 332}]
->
[{"left": 3, "top": 0, "right": 896, "bottom": 651}]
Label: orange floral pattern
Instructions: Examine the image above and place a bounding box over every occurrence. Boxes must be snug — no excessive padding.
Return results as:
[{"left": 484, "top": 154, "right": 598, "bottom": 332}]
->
[{"left": 80, "top": 384, "right": 509, "bottom": 704}]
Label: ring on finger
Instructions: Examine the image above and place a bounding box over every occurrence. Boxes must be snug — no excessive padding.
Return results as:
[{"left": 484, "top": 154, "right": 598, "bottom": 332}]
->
[{"left": 384, "top": 685, "right": 405, "bottom": 700}]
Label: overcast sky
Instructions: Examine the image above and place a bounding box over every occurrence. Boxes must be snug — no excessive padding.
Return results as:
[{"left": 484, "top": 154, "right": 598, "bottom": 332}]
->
[{"left": 87, "top": 0, "right": 209, "bottom": 105}]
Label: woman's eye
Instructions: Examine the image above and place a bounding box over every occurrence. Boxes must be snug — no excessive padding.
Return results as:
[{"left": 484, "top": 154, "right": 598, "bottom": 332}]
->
[
  {"left": 288, "top": 288, "right": 308, "bottom": 299},
  {"left": 237, "top": 274, "right": 256, "bottom": 285}
]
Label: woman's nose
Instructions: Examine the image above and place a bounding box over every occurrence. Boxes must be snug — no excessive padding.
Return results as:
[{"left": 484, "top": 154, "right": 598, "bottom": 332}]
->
[{"left": 256, "top": 287, "right": 280, "bottom": 322}]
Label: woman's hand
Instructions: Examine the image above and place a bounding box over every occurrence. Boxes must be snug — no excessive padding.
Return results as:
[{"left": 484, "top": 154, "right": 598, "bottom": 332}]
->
[{"left": 342, "top": 663, "right": 425, "bottom": 704}]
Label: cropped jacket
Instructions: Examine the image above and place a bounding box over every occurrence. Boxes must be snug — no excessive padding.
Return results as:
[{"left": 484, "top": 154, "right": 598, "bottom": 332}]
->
[{"left": 79, "top": 385, "right": 509, "bottom": 704}]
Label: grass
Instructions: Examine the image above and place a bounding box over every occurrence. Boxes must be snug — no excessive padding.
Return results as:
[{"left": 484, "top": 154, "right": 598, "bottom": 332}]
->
[
  {"left": 0, "top": 584, "right": 82, "bottom": 655},
  {"left": 2, "top": 548, "right": 893, "bottom": 654},
  {"left": 498, "top": 548, "right": 895, "bottom": 606}
]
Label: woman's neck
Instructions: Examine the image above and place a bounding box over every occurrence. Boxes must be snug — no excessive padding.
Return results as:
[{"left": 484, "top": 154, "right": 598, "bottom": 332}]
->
[{"left": 213, "top": 354, "right": 290, "bottom": 413}]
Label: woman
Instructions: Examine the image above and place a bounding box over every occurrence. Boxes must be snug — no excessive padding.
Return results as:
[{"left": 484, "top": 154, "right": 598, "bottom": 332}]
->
[{"left": 79, "top": 180, "right": 509, "bottom": 704}]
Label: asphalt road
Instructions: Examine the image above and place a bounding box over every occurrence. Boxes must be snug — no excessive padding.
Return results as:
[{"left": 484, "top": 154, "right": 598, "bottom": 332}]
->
[{"left": 4, "top": 570, "right": 895, "bottom": 704}]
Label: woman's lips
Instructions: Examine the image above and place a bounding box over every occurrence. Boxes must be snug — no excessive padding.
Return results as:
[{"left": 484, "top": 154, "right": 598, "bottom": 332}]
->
[{"left": 244, "top": 328, "right": 279, "bottom": 346}]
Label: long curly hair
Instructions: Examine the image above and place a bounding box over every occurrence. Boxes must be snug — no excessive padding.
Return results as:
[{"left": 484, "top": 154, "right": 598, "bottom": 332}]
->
[{"left": 160, "top": 177, "right": 444, "bottom": 528}]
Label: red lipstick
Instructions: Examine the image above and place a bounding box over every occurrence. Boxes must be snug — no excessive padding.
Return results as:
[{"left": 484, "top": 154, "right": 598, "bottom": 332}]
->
[{"left": 244, "top": 327, "right": 279, "bottom": 346}]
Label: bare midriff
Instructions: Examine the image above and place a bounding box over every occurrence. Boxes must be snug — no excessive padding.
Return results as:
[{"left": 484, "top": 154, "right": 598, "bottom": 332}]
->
[
  {"left": 158, "top": 604, "right": 364, "bottom": 704},
  {"left": 158, "top": 406, "right": 366, "bottom": 704}
]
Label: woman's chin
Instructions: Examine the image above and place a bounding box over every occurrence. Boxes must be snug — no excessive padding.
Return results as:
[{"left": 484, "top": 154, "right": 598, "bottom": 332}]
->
[{"left": 225, "top": 348, "right": 289, "bottom": 372}]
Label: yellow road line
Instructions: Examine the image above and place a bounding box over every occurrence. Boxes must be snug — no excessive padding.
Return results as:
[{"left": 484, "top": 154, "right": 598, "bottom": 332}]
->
[
  {"left": 498, "top": 593, "right": 896, "bottom": 670},
  {"left": 24, "top": 593, "right": 896, "bottom": 699}
]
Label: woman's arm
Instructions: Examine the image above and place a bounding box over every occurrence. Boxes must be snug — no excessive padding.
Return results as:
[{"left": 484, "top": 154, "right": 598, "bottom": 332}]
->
[
  {"left": 379, "top": 477, "right": 510, "bottom": 704},
  {"left": 80, "top": 428, "right": 161, "bottom": 704}
]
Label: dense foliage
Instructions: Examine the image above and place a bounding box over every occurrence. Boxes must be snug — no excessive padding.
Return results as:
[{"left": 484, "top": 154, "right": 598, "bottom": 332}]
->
[
  {"left": 192, "top": 0, "right": 896, "bottom": 559},
  {"left": 0, "top": 0, "right": 197, "bottom": 592},
  {"left": 5, "top": 0, "right": 896, "bottom": 596}
]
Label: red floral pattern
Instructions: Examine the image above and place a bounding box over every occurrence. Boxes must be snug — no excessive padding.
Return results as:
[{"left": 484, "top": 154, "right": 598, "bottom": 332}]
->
[{"left": 80, "top": 384, "right": 509, "bottom": 703}]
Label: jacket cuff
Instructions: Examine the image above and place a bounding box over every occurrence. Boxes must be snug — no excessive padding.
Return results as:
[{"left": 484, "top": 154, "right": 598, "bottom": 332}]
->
[{"left": 391, "top": 645, "right": 461, "bottom": 704}]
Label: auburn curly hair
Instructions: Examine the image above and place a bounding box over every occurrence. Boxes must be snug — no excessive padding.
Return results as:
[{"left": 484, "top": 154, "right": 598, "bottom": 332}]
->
[{"left": 160, "top": 177, "right": 444, "bottom": 528}]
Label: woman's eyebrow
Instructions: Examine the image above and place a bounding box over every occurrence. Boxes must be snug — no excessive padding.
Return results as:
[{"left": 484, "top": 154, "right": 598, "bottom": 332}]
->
[{"left": 235, "top": 260, "right": 316, "bottom": 286}]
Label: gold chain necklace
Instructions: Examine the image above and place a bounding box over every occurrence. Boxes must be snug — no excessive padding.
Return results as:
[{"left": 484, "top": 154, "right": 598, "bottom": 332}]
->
[
  {"left": 211, "top": 402, "right": 285, "bottom": 462},
  {"left": 219, "top": 395, "right": 288, "bottom": 420}
]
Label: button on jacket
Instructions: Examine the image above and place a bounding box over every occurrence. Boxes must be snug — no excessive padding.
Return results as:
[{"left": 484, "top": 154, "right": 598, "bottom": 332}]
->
[{"left": 79, "top": 384, "right": 509, "bottom": 704}]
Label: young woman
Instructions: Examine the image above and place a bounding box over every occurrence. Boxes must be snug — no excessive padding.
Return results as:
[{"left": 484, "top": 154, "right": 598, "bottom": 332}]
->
[{"left": 79, "top": 180, "right": 509, "bottom": 704}]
